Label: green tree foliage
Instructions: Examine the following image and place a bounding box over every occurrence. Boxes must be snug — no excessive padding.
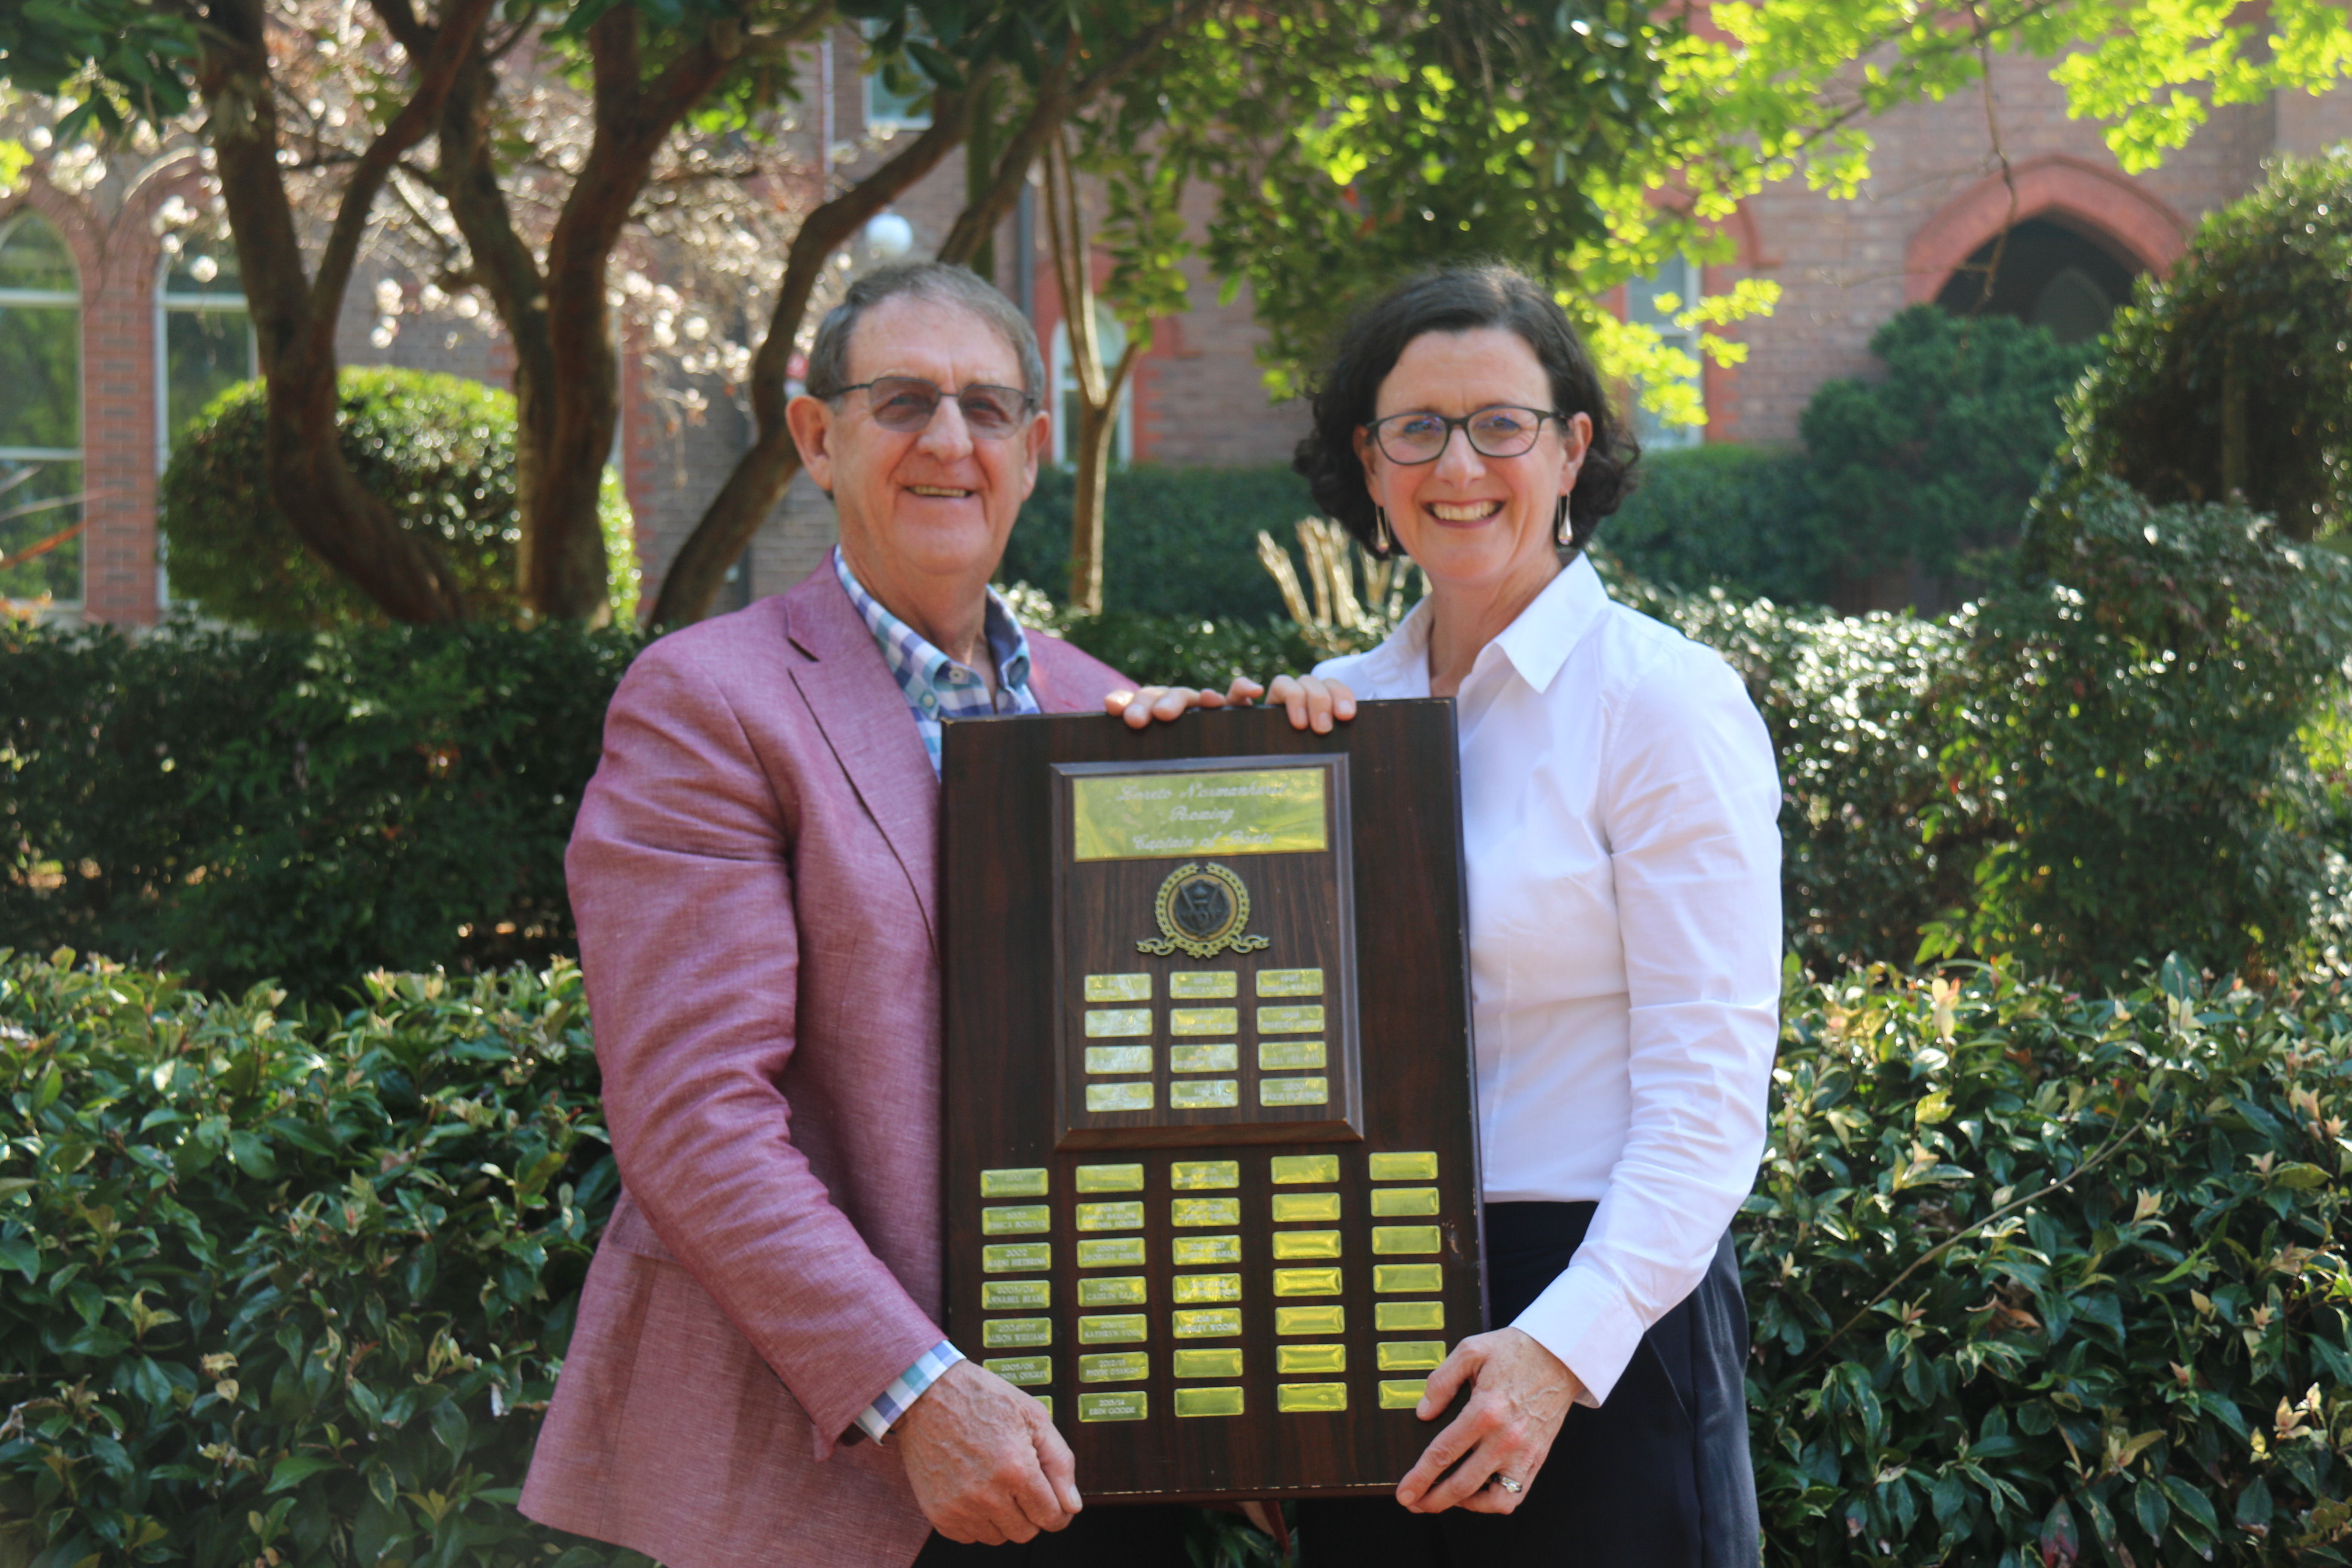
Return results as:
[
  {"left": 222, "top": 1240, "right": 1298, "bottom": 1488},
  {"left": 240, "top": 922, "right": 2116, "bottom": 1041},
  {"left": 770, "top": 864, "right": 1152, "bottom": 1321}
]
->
[
  {"left": 2065, "top": 151, "right": 2352, "bottom": 540},
  {"left": 4, "top": 950, "right": 2346, "bottom": 1565},
  {"left": 1117, "top": 0, "right": 1777, "bottom": 412},
  {"left": 1926, "top": 479, "right": 2352, "bottom": 986},
  {"left": 1749, "top": 959, "right": 2352, "bottom": 1566},
  {"left": 0, "top": 621, "right": 643, "bottom": 1001},
  {"left": 159, "top": 370, "right": 637, "bottom": 631},
  {"left": 1801, "top": 305, "right": 2097, "bottom": 580}
]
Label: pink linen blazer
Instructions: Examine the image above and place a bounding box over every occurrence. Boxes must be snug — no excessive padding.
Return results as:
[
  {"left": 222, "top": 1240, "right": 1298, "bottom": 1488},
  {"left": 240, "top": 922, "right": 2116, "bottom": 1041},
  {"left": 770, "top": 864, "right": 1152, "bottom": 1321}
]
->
[{"left": 519, "top": 565, "right": 1127, "bottom": 1568}]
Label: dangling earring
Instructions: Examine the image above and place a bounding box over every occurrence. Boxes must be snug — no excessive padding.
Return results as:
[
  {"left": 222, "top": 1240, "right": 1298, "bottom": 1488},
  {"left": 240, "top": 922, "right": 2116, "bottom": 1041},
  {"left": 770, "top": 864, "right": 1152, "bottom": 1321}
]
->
[
  {"left": 1373, "top": 506, "right": 1395, "bottom": 559},
  {"left": 1553, "top": 496, "right": 1572, "bottom": 549}
]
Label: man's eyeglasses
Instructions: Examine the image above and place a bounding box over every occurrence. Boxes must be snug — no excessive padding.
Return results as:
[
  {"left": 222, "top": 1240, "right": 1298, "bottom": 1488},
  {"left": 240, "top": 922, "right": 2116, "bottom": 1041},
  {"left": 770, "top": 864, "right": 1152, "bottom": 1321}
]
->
[
  {"left": 1365, "top": 405, "right": 1566, "bottom": 465},
  {"left": 819, "top": 376, "right": 1036, "bottom": 441}
]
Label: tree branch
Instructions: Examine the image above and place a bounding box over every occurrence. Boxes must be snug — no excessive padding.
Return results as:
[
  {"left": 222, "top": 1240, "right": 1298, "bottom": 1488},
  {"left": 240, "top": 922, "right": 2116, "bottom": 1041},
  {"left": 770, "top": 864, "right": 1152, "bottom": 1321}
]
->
[
  {"left": 938, "top": 50, "right": 1072, "bottom": 265},
  {"left": 309, "top": 0, "right": 500, "bottom": 353}
]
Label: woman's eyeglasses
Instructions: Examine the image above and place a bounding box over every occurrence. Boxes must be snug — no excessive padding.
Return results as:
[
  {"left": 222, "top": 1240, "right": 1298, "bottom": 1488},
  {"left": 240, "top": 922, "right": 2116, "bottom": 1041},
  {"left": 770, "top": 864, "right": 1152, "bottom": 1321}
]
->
[
  {"left": 820, "top": 376, "right": 1036, "bottom": 441},
  {"left": 1365, "top": 405, "right": 1565, "bottom": 465}
]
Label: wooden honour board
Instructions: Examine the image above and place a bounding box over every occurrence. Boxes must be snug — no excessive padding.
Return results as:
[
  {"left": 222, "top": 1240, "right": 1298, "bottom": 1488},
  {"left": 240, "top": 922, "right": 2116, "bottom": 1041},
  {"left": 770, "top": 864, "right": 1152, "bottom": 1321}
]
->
[{"left": 940, "top": 701, "right": 1485, "bottom": 1501}]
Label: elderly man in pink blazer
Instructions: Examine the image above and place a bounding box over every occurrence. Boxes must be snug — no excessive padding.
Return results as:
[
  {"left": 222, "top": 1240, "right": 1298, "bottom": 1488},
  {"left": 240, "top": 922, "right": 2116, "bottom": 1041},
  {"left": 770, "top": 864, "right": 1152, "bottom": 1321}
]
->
[{"left": 520, "top": 263, "right": 1206, "bottom": 1567}]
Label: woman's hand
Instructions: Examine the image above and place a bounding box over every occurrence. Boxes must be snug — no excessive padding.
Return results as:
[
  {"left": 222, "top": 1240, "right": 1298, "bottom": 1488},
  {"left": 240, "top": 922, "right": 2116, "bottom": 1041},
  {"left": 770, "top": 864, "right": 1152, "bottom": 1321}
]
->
[
  {"left": 1103, "top": 675, "right": 1357, "bottom": 732},
  {"left": 1393, "top": 1328, "right": 1583, "bottom": 1516}
]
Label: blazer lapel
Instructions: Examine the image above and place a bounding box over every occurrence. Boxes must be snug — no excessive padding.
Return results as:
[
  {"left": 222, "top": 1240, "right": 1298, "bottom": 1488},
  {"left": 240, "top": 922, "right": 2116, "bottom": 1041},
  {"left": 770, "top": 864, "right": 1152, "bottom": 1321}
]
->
[{"left": 783, "top": 573, "right": 943, "bottom": 946}]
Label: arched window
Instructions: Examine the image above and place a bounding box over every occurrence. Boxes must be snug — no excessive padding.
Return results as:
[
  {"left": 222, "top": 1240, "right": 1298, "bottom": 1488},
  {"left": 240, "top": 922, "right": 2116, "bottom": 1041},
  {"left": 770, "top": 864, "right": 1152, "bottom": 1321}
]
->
[
  {"left": 1628, "top": 255, "right": 1704, "bottom": 452},
  {"left": 1931, "top": 216, "right": 2138, "bottom": 343},
  {"left": 158, "top": 235, "right": 256, "bottom": 455},
  {"left": 1050, "top": 305, "right": 1133, "bottom": 469},
  {"left": 0, "top": 212, "right": 83, "bottom": 604}
]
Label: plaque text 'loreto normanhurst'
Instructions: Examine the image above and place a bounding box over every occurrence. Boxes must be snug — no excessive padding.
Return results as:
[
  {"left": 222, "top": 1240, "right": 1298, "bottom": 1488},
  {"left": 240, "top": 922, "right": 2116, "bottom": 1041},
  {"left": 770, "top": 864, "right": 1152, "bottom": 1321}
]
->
[{"left": 1071, "top": 769, "right": 1329, "bottom": 861}]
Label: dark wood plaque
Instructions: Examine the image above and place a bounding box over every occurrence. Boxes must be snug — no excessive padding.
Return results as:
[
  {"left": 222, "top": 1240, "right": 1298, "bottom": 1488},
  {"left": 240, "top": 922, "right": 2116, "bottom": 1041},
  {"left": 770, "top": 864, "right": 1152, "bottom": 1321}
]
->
[{"left": 941, "top": 702, "right": 1484, "bottom": 1501}]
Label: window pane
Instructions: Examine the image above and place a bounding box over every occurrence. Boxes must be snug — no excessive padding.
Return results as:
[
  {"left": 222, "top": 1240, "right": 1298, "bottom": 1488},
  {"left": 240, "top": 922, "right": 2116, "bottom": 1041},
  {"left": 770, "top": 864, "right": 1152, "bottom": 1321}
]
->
[
  {"left": 165, "top": 309, "right": 255, "bottom": 449},
  {"left": 0, "top": 214, "right": 76, "bottom": 294},
  {"left": 0, "top": 458, "right": 83, "bottom": 602},
  {"left": 1628, "top": 258, "right": 1702, "bottom": 452},
  {"left": 0, "top": 304, "right": 80, "bottom": 449}
]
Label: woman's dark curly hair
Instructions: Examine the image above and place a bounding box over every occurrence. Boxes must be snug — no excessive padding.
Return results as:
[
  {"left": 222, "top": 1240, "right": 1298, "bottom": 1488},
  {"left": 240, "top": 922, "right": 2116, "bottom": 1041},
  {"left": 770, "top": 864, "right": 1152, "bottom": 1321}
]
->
[{"left": 1293, "top": 263, "right": 1639, "bottom": 557}]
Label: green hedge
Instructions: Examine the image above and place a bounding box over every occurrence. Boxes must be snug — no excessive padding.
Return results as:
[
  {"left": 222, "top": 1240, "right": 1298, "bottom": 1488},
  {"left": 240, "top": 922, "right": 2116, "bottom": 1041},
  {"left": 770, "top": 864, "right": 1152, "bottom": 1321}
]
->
[
  {"left": 4, "top": 950, "right": 2346, "bottom": 1565},
  {"left": 0, "top": 622, "right": 642, "bottom": 1002},
  {"left": 1603, "top": 445, "right": 1831, "bottom": 606},
  {"left": 1002, "top": 453, "right": 1837, "bottom": 618},
  {"left": 999, "top": 464, "right": 1315, "bottom": 622},
  {"left": 9, "top": 481, "right": 2348, "bottom": 998}
]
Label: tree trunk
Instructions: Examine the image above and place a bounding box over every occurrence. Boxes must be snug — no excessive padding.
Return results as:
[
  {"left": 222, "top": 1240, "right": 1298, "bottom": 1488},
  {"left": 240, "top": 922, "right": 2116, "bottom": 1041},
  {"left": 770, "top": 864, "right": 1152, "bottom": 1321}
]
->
[
  {"left": 2221, "top": 337, "right": 2248, "bottom": 505},
  {"left": 198, "top": 0, "right": 495, "bottom": 622},
  {"left": 1066, "top": 338, "right": 1143, "bottom": 616},
  {"left": 435, "top": 41, "right": 558, "bottom": 600}
]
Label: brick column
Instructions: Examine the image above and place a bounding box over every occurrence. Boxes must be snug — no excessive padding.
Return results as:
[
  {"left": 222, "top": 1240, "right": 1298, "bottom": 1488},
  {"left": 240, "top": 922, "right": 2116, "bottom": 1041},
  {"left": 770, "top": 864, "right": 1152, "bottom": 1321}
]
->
[{"left": 79, "top": 208, "right": 160, "bottom": 625}]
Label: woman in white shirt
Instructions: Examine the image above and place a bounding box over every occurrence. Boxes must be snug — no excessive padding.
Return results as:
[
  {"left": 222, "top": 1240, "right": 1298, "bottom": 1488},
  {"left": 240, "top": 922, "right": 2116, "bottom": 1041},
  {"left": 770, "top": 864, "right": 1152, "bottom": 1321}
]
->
[{"left": 1282, "top": 265, "right": 1781, "bottom": 1567}]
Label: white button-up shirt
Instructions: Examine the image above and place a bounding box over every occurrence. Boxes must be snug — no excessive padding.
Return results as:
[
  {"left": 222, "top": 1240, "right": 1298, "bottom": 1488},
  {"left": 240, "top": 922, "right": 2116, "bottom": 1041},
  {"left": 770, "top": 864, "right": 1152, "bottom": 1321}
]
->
[{"left": 1317, "top": 553, "right": 1782, "bottom": 1404}]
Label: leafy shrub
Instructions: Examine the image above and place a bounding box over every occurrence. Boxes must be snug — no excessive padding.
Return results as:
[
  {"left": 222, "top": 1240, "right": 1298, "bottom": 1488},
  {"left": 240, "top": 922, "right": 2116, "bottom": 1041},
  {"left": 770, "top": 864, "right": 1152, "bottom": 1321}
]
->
[
  {"left": 0, "top": 622, "right": 643, "bottom": 1002},
  {"left": 1925, "top": 480, "right": 2352, "bottom": 987},
  {"left": 6, "top": 950, "right": 2347, "bottom": 1566},
  {"left": 1634, "top": 584, "right": 1971, "bottom": 976},
  {"left": 2065, "top": 150, "right": 2352, "bottom": 540},
  {"left": 999, "top": 464, "right": 1314, "bottom": 622},
  {"left": 158, "top": 370, "right": 640, "bottom": 630},
  {"left": 1801, "top": 305, "right": 2096, "bottom": 581},
  {"left": 1603, "top": 445, "right": 1833, "bottom": 606},
  {"left": 1750, "top": 958, "right": 2352, "bottom": 1567},
  {"left": 0, "top": 952, "right": 640, "bottom": 1568}
]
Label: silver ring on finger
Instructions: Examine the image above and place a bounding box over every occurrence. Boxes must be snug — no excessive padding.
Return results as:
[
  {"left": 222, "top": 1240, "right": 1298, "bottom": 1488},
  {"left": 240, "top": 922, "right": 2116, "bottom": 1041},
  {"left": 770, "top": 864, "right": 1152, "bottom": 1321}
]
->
[{"left": 1492, "top": 1475, "right": 1522, "bottom": 1495}]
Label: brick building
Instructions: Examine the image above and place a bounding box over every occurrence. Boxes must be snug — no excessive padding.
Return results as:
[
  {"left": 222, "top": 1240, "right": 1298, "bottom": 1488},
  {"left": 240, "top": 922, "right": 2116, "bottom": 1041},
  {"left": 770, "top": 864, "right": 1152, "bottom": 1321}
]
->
[{"left": 6, "top": 35, "right": 2348, "bottom": 626}]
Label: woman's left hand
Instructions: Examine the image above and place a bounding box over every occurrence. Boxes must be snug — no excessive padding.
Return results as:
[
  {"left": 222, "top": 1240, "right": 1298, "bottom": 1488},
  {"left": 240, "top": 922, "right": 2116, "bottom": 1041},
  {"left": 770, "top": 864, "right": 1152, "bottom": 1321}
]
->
[{"left": 1393, "top": 1328, "right": 1584, "bottom": 1516}]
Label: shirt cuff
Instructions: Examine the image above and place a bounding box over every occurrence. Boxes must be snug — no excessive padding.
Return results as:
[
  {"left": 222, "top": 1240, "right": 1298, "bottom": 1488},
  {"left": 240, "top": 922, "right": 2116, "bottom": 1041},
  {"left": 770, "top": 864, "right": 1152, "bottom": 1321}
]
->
[
  {"left": 851, "top": 1339, "right": 965, "bottom": 1445},
  {"left": 1510, "top": 1262, "right": 1648, "bottom": 1408}
]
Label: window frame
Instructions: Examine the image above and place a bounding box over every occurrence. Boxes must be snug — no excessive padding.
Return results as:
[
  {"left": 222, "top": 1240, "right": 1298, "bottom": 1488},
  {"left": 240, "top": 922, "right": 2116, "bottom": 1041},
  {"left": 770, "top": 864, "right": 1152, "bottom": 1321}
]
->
[{"left": 0, "top": 211, "right": 87, "bottom": 607}]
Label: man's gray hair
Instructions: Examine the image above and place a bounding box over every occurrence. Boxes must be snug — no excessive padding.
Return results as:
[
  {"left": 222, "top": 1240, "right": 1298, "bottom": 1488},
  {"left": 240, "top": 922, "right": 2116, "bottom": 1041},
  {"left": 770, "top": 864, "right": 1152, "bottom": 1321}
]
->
[{"left": 806, "top": 261, "right": 1044, "bottom": 407}]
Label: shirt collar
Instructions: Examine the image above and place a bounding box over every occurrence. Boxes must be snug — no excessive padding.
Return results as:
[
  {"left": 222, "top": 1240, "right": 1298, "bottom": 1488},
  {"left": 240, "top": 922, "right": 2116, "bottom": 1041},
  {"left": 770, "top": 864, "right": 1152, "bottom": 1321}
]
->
[
  {"left": 833, "top": 545, "right": 1035, "bottom": 700},
  {"left": 1353, "top": 551, "right": 1610, "bottom": 698},
  {"left": 1483, "top": 551, "right": 1609, "bottom": 695}
]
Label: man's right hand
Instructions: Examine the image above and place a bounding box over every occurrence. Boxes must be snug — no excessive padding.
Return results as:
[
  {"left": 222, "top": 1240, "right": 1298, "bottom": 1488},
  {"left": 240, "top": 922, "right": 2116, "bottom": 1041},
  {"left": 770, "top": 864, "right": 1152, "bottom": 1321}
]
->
[{"left": 892, "top": 1360, "right": 1081, "bottom": 1544}]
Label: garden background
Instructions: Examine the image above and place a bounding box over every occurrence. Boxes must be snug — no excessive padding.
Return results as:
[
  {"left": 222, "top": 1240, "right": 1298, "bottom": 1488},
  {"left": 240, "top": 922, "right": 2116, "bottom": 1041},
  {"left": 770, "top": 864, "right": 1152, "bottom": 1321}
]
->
[{"left": 6, "top": 2, "right": 2352, "bottom": 1565}]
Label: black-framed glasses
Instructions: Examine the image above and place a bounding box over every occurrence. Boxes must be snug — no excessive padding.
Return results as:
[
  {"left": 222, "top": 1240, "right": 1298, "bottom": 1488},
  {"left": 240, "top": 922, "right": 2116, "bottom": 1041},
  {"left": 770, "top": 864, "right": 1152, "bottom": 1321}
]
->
[
  {"left": 1365, "top": 404, "right": 1565, "bottom": 465},
  {"left": 818, "top": 376, "right": 1036, "bottom": 441}
]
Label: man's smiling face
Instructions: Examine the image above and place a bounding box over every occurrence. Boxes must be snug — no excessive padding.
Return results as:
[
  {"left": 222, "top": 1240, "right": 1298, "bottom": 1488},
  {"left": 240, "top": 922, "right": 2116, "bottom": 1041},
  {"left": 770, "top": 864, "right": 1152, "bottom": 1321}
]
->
[{"left": 794, "top": 293, "right": 1046, "bottom": 612}]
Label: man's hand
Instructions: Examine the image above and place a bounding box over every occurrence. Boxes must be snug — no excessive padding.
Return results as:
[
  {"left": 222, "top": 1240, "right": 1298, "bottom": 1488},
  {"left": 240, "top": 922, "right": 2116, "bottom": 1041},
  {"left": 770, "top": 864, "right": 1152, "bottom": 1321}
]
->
[
  {"left": 893, "top": 1360, "right": 1081, "bottom": 1544},
  {"left": 1393, "top": 1327, "right": 1582, "bottom": 1516}
]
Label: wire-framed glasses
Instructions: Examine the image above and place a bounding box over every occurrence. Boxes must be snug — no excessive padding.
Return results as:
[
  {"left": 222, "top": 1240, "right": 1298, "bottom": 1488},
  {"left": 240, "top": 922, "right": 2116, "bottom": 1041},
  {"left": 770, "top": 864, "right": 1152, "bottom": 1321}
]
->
[
  {"left": 1365, "top": 405, "right": 1565, "bottom": 465},
  {"left": 820, "top": 376, "right": 1036, "bottom": 441}
]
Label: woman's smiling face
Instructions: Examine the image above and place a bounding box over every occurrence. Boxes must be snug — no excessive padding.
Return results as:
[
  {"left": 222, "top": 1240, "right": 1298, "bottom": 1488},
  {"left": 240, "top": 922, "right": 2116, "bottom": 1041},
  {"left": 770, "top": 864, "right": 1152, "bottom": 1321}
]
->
[{"left": 1354, "top": 327, "right": 1591, "bottom": 595}]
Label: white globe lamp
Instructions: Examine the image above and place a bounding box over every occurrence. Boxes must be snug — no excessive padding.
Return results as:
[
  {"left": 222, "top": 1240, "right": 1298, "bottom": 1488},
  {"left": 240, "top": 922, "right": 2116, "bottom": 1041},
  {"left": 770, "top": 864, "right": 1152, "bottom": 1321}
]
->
[{"left": 863, "top": 212, "right": 915, "bottom": 261}]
